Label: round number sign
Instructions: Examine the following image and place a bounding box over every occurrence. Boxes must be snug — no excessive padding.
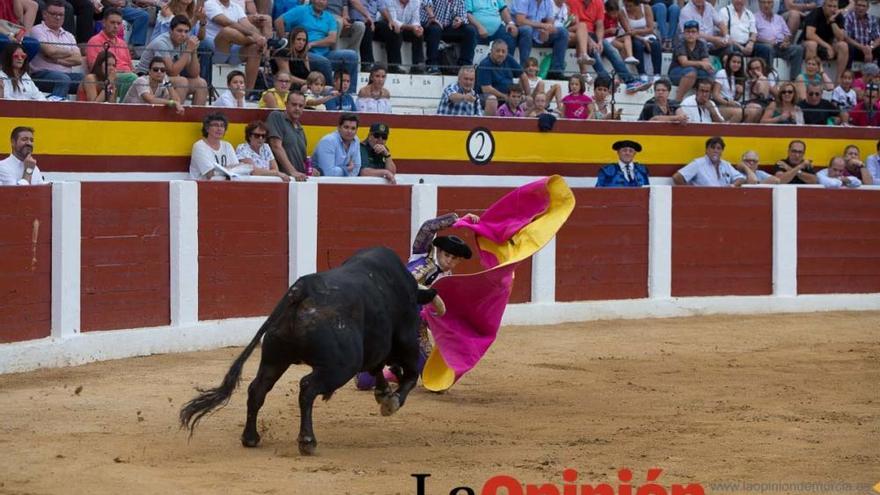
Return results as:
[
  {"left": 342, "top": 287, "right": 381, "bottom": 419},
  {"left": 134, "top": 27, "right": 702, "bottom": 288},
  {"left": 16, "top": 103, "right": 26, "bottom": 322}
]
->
[{"left": 466, "top": 127, "right": 495, "bottom": 165}]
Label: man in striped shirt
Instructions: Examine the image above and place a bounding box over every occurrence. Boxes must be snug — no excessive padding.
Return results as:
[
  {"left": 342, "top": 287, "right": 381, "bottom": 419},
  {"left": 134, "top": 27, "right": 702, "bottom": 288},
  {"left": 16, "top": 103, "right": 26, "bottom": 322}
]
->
[{"left": 421, "top": 0, "right": 477, "bottom": 73}]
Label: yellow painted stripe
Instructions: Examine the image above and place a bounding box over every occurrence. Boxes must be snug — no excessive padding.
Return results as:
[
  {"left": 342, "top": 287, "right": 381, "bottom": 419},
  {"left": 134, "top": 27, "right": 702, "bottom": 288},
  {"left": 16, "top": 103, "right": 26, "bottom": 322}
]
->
[{"left": 2, "top": 117, "right": 874, "bottom": 167}]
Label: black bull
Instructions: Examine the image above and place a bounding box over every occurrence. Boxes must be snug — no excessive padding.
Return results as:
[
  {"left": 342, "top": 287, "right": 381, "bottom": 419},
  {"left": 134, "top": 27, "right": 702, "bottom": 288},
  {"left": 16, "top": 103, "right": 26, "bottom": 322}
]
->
[{"left": 180, "top": 247, "right": 437, "bottom": 455}]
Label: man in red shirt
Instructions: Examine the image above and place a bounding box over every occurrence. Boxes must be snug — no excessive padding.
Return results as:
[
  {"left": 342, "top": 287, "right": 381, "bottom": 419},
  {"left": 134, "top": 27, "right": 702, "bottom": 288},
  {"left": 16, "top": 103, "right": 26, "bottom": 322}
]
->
[{"left": 85, "top": 7, "right": 136, "bottom": 101}]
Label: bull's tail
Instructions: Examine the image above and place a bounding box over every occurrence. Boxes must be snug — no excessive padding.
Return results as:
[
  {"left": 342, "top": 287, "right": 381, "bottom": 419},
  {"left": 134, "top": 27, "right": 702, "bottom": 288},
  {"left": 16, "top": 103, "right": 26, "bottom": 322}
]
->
[{"left": 179, "top": 285, "right": 302, "bottom": 436}]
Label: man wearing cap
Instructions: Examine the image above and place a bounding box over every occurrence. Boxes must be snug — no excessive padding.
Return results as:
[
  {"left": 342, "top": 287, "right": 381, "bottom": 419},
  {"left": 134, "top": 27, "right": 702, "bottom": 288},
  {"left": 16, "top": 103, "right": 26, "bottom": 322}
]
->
[
  {"left": 848, "top": 82, "right": 880, "bottom": 126},
  {"left": 359, "top": 123, "right": 397, "bottom": 183},
  {"left": 596, "top": 140, "right": 650, "bottom": 187},
  {"left": 673, "top": 136, "right": 746, "bottom": 187}
]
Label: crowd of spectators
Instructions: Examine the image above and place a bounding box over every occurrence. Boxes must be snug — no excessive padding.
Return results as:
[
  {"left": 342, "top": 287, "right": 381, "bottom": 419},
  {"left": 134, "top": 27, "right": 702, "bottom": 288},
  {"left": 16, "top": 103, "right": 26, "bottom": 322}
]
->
[{"left": 0, "top": 0, "right": 878, "bottom": 124}]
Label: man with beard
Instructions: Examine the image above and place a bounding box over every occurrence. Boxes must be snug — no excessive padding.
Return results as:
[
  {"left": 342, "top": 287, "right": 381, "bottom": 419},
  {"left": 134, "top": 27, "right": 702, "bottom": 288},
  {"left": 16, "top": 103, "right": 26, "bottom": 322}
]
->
[{"left": 0, "top": 127, "right": 45, "bottom": 186}]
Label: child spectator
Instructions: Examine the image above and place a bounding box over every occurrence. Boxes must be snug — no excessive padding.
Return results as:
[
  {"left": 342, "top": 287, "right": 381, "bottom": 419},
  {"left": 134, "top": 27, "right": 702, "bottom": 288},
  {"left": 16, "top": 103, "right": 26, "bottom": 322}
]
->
[
  {"left": 496, "top": 86, "right": 526, "bottom": 117},
  {"left": 357, "top": 63, "right": 391, "bottom": 113},
  {"left": 214, "top": 69, "right": 247, "bottom": 107},
  {"left": 0, "top": 42, "right": 45, "bottom": 100},
  {"left": 235, "top": 120, "right": 290, "bottom": 181},
  {"left": 303, "top": 71, "right": 335, "bottom": 110},
  {"left": 561, "top": 74, "right": 592, "bottom": 119},
  {"left": 520, "top": 57, "right": 562, "bottom": 111},
  {"left": 325, "top": 69, "right": 357, "bottom": 111},
  {"left": 832, "top": 69, "right": 857, "bottom": 112},
  {"left": 604, "top": 0, "right": 639, "bottom": 65},
  {"left": 589, "top": 75, "right": 622, "bottom": 120},
  {"left": 525, "top": 92, "right": 554, "bottom": 117},
  {"left": 259, "top": 70, "right": 292, "bottom": 109}
]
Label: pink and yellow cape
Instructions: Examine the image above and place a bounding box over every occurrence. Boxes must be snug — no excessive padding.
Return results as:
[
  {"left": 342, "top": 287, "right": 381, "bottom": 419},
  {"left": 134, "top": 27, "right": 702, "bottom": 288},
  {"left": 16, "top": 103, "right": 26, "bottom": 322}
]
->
[{"left": 421, "top": 175, "right": 575, "bottom": 391}]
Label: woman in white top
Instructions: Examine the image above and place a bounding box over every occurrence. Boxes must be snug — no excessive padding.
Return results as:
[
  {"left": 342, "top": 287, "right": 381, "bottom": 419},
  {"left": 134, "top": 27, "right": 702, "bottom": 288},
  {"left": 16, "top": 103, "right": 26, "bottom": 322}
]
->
[
  {"left": 357, "top": 64, "right": 392, "bottom": 114},
  {"left": 190, "top": 113, "right": 244, "bottom": 179},
  {"left": 0, "top": 43, "right": 46, "bottom": 101},
  {"left": 712, "top": 52, "right": 748, "bottom": 123},
  {"left": 235, "top": 121, "right": 290, "bottom": 181},
  {"left": 622, "top": 0, "right": 662, "bottom": 81}
]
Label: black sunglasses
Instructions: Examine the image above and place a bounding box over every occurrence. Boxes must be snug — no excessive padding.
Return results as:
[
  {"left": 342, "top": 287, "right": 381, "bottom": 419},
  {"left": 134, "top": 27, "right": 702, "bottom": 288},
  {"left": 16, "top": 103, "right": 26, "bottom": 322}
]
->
[
  {"left": 251, "top": 132, "right": 267, "bottom": 138},
  {"left": 372, "top": 133, "right": 388, "bottom": 139}
]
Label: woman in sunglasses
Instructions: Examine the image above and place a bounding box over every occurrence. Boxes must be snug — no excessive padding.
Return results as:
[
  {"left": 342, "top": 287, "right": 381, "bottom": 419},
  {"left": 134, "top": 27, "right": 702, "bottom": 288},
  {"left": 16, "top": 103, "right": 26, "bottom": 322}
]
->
[
  {"left": 0, "top": 42, "right": 45, "bottom": 100},
  {"left": 122, "top": 56, "right": 184, "bottom": 115},
  {"left": 235, "top": 121, "right": 290, "bottom": 182},
  {"left": 761, "top": 81, "right": 803, "bottom": 125}
]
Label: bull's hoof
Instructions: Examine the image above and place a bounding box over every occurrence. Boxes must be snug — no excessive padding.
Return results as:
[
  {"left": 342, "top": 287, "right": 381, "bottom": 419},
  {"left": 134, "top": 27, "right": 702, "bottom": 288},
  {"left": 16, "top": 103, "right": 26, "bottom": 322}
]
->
[
  {"left": 374, "top": 389, "right": 392, "bottom": 405},
  {"left": 380, "top": 394, "right": 400, "bottom": 416},
  {"left": 298, "top": 436, "right": 317, "bottom": 456},
  {"left": 241, "top": 432, "right": 261, "bottom": 448}
]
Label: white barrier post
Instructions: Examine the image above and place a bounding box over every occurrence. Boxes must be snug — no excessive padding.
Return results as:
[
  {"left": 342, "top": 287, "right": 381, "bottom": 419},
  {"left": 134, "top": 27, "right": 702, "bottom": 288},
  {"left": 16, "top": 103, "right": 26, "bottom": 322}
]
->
[
  {"left": 51, "top": 181, "right": 81, "bottom": 338},
  {"left": 290, "top": 181, "right": 318, "bottom": 284},
  {"left": 773, "top": 186, "right": 798, "bottom": 296},
  {"left": 531, "top": 237, "right": 556, "bottom": 303},
  {"left": 170, "top": 181, "right": 198, "bottom": 326},
  {"left": 648, "top": 185, "right": 672, "bottom": 299},
  {"left": 410, "top": 183, "right": 438, "bottom": 247}
]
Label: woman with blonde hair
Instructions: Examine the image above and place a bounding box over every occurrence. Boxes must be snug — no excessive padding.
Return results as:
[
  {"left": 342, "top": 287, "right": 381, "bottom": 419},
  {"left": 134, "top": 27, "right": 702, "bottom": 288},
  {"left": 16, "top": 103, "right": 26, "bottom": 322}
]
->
[{"left": 761, "top": 81, "right": 803, "bottom": 125}]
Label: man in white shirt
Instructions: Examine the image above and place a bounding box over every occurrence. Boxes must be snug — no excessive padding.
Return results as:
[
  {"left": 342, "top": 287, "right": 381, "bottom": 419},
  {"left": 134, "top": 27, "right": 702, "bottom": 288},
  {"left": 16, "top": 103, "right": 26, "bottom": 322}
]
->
[
  {"left": 717, "top": 0, "right": 771, "bottom": 61},
  {"left": 373, "top": 0, "right": 425, "bottom": 73},
  {"left": 0, "top": 127, "right": 46, "bottom": 186},
  {"left": 817, "top": 156, "right": 863, "bottom": 188},
  {"left": 204, "top": 0, "right": 268, "bottom": 90},
  {"left": 673, "top": 136, "right": 746, "bottom": 187},
  {"left": 676, "top": 78, "right": 725, "bottom": 123}
]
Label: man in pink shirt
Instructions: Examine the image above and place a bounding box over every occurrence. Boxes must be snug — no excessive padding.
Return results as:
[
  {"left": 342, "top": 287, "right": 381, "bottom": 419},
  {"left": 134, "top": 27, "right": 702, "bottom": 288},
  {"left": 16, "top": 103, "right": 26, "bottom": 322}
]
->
[
  {"left": 29, "top": 0, "right": 83, "bottom": 100},
  {"left": 85, "top": 7, "right": 136, "bottom": 101}
]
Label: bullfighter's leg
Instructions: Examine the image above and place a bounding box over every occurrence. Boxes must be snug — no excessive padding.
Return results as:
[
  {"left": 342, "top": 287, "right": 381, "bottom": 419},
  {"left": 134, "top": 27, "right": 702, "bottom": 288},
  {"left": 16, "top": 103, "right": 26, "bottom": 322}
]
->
[
  {"left": 298, "top": 366, "right": 357, "bottom": 455},
  {"left": 242, "top": 357, "right": 290, "bottom": 448}
]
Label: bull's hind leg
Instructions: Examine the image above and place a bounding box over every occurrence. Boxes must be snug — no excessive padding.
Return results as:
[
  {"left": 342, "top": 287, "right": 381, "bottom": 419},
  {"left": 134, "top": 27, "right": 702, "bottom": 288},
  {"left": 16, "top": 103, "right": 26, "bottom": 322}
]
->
[
  {"left": 242, "top": 358, "right": 290, "bottom": 448},
  {"left": 297, "top": 367, "right": 356, "bottom": 456}
]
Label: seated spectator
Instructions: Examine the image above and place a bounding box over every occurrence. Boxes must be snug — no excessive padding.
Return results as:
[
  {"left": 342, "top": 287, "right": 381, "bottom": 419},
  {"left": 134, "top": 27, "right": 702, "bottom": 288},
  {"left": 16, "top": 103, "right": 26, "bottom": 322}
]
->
[
  {"left": 639, "top": 77, "right": 686, "bottom": 122},
  {"left": 676, "top": 78, "right": 725, "bottom": 123},
  {"left": 817, "top": 156, "right": 863, "bottom": 188},
  {"left": 28, "top": 0, "right": 81, "bottom": 100},
  {"left": 304, "top": 70, "right": 335, "bottom": 110},
  {"left": 373, "top": 0, "right": 426, "bottom": 74},
  {"left": 78, "top": 50, "right": 116, "bottom": 101},
  {"left": 0, "top": 5, "right": 40, "bottom": 61},
  {"left": 561, "top": 73, "right": 591, "bottom": 119},
  {"left": 357, "top": 63, "right": 392, "bottom": 113},
  {"left": 673, "top": 136, "right": 746, "bottom": 187},
  {"left": 760, "top": 81, "right": 803, "bottom": 124},
  {"left": 235, "top": 120, "right": 290, "bottom": 181},
  {"left": 437, "top": 65, "right": 483, "bottom": 116},
  {"left": 668, "top": 20, "right": 714, "bottom": 101},
  {"left": 794, "top": 56, "right": 833, "bottom": 100},
  {"left": 843, "top": 0, "right": 879, "bottom": 67},
  {"left": 259, "top": 70, "right": 292, "bottom": 108},
  {"left": 799, "top": 83, "right": 846, "bottom": 124},
  {"left": 497, "top": 85, "right": 526, "bottom": 116},
  {"left": 152, "top": 0, "right": 208, "bottom": 43},
  {"left": 204, "top": 0, "right": 268, "bottom": 91},
  {"left": 476, "top": 38, "right": 522, "bottom": 116},
  {"left": 603, "top": 0, "right": 638, "bottom": 66},
  {"left": 865, "top": 139, "right": 880, "bottom": 181},
  {"left": 596, "top": 139, "right": 650, "bottom": 187},
  {"left": 32, "top": 0, "right": 96, "bottom": 45},
  {"left": 190, "top": 112, "right": 242, "bottom": 180},
  {"left": 622, "top": 0, "right": 662, "bottom": 83},
  {"left": 800, "top": 0, "right": 848, "bottom": 82},
  {"left": 832, "top": 69, "right": 858, "bottom": 111},
  {"left": 85, "top": 8, "right": 137, "bottom": 101},
  {"left": 854, "top": 62, "right": 879, "bottom": 99},
  {"left": 520, "top": 56, "right": 561, "bottom": 109},
  {"left": 736, "top": 150, "right": 780, "bottom": 184},
  {"left": 678, "top": 0, "right": 730, "bottom": 56},
  {"left": 513, "top": 0, "right": 569, "bottom": 80},
  {"left": 649, "top": 0, "right": 679, "bottom": 51},
  {"left": 266, "top": 91, "right": 311, "bottom": 181},
  {"left": 421, "top": 0, "right": 478, "bottom": 74},
  {"left": 466, "top": 0, "right": 517, "bottom": 55},
  {"left": 717, "top": 0, "right": 770, "bottom": 62},
  {"left": 359, "top": 122, "right": 397, "bottom": 183},
  {"left": 713, "top": 52, "right": 750, "bottom": 123},
  {"left": 325, "top": 68, "right": 357, "bottom": 110},
  {"left": 0, "top": 126, "right": 45, "bottom": 186},
  {"left": 214, "top": 69, "right": 246, "bottom": 107},
  {"left": 589, "top": 75, "right": 623, "bottom": 119},
  {"left": 312, "top": 112, "right": 361, "bottom": 177},
  {"left": 135, "top": 14, "right": 208, "bottom": 106},
  {"left": 102, "top": 0, "right": 149, "bottom": 48},
  {"left": 7, "top": 0, "right": 37, "bottom": 32},
  {"left": 272, "top": 27, "right": 310, "bottom": 88},
  {"left": 782, "top": 0, "right": 817, "bottom": 37},
  {"left": 744, "top": 56, "right": 775, "bottom": 106},
  {"left": 848, "top": 82, "right": 880, "bottom": 126},
  {"left": 123, "top": 57, "right": 186, "bottom": 115},
  {"left": 755, "top": 0, "right": 803, "bottom": 77},
  {"left": 323, "top": 0, "right": 366, "bottom": 61},
  {"left": 843, "top": 144, "right": 874, "bottom": 184},
  {"left": 275, "top": 0, "right": 359, "bottom": 92},
  {"left": 354, "top": 0, "right": 388, "bottom": 70},
  {"left": 774, "top": 139, "right": 818, "bottom": 184},
  {"left": 525, "top": 91, "right": 555, "bottom": 116},
  {"left": 0, "top": 42, "right": 45, "bottom": 100}
]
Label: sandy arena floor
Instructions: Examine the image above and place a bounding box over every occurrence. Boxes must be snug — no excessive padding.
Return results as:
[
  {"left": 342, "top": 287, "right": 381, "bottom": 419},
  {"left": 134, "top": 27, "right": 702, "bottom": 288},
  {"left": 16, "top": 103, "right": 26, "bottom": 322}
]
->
[{"left": 0, "top": 311, "right": 877, "bottom": 495}]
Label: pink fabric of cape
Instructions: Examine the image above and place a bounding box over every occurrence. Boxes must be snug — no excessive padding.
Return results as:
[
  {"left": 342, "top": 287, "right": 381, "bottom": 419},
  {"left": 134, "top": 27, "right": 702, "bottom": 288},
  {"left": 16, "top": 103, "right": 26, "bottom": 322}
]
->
[{"left": 422, "top": 177, "right": 555, "bottom": 384}]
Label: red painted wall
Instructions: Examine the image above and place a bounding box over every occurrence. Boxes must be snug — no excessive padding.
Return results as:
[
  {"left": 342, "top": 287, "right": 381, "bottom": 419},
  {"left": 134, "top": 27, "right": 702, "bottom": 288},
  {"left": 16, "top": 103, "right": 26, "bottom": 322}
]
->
[
  {"left": 797, "top": 189, "right": 880, "bottom": 294},
  {"left": 198, "top": 182, "right": 289, "bottom": 320},
  {"left": 81, "top": 183, "right": 170, "bottom": 331},
  {"left": 672, "top": 188, "right": 773, "bottom": 297},
  {"left": 316, "top": 184, "right": 412, "bottom": 271},
  {"left": 0, "top": 186, "right": 52, "bottom": 343},
  {"left": 556, "top": 188, "right": 649, "bottom": 301},
  {"left": 437, "top": 187, "right": 532, "bottom": 304}
]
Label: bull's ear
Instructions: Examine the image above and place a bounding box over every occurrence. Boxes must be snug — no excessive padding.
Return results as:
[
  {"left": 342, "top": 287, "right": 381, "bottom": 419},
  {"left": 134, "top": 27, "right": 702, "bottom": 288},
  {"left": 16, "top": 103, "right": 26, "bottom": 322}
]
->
[{"left": 417, "top": 288, "right": 437, "bottom": 305}]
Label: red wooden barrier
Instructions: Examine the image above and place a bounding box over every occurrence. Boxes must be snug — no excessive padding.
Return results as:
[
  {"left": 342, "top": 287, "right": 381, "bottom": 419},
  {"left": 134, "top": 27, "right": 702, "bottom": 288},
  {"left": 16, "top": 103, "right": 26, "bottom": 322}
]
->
[
  {"left": 81, "top": 183, "right": 170, "bottom": 331},
  {"left": 0, "top": 186, "right": 52, "bottom": 343},
  {"left": 316, "top": 184, "right": 412, "bottom": 271},
  {"left": 556, "top": 188, "right": 649, "bottom": 301},
  {"left": 672, "top": 188, "right": 773, "bottom": 297},
  {"left": 797, "top": 189, "right": 880, "bottom": 294},
  {"left": 198, "top": 182, "right": 289, "bottom": 320},
  {"left": 437, "top": 187, "right": 532, "bottom": 304}
]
